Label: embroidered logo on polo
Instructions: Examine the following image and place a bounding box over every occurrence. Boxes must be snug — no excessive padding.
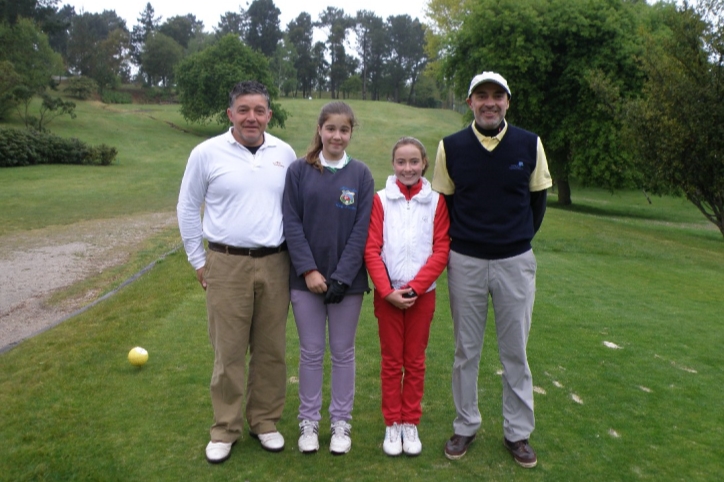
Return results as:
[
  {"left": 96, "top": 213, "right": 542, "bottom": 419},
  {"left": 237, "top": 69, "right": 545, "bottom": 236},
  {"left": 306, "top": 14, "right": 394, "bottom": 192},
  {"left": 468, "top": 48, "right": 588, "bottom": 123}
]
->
[
  {"left": 337, "top": 187, "right": 358, "bottom": 210},
  {"left": 509, "top": 161, "right": 525, "bottom": 171}
]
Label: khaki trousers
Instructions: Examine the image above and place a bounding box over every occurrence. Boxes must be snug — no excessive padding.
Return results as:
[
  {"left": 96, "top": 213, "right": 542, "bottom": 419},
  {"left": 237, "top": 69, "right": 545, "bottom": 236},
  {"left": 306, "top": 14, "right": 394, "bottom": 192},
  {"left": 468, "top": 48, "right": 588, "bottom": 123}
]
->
[{"left": 204, "top": 249, "right": 290, "bottom": 442}]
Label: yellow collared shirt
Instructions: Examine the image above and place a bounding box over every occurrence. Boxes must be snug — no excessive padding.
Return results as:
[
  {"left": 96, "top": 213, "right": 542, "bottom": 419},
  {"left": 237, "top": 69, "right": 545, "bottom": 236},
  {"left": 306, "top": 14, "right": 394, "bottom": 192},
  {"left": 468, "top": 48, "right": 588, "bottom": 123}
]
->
[{"left": 432, "top": 122, "right": 553, "bottom": 194}]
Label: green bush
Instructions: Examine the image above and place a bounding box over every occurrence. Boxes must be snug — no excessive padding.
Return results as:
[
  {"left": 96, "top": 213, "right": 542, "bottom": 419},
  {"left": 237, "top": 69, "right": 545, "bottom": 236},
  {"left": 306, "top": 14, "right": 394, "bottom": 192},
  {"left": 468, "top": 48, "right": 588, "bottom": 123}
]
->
[
  {"left": 146, "top": 87, "right": 177, "bottom": 103},
  {"left": 64, "top": 76, "right": 98, "bottom": 100},
  {"left": 100, "top": 90, "right": 132, "bottom": 104},
  {"left": 0, "top": 127, "right": 117, "bottom": 167}
]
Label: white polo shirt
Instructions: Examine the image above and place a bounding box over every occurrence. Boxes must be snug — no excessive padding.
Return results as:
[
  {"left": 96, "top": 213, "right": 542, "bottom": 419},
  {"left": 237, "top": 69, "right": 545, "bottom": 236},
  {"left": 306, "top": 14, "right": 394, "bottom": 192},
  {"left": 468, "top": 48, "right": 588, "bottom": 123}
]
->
[{"left": 177, "top": 128, "right": 297, "bottom": 269}]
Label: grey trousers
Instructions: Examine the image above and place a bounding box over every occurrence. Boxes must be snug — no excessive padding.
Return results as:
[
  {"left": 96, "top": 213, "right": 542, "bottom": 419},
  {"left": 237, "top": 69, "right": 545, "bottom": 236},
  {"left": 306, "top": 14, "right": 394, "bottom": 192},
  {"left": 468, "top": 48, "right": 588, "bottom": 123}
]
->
[
  {"left": 448, "top": 249, "right": 536, "bottom": 441},
  {"left": 290, "top": 289, "right": 363, "bottom": 423}
]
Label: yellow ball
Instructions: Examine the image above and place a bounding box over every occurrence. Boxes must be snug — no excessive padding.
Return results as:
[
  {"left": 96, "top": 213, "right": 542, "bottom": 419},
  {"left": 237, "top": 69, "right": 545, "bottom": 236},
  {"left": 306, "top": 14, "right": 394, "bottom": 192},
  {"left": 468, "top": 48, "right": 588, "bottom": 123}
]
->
[{"left": 128, "top": 346, "right": 149, "bottom": 366}]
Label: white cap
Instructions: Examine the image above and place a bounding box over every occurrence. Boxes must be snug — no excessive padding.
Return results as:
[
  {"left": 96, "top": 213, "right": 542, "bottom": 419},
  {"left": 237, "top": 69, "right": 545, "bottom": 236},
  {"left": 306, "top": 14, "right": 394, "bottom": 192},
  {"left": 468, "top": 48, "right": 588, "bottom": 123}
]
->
[{"left": 467, "top": 71, "right": 511, "bottom": 98}]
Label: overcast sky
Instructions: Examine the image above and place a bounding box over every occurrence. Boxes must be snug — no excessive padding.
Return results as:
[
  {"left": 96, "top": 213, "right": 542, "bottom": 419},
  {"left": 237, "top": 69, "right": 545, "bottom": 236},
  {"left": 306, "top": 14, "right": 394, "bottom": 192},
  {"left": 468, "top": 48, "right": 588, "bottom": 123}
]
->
[{"left": 61, "top": 0, "right": 429, "bottom": 33}]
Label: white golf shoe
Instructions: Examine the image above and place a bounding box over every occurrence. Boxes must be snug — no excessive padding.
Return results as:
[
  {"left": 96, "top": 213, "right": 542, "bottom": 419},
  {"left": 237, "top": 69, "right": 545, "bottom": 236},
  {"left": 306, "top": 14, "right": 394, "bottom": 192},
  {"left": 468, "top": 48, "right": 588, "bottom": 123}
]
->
[
  {"left": 402, "top": 423, "right": 422, "bottom": 456},
  {"left": 298, "top": 420, "right": 320, "bottom": 453},
  {"left": 205, "top": 440, "right": 233, "bottom": 464},
  {"left": 330, "top": 420, "right": 352, "bottom": 455},
  {"left": 383, "top": 423, "right": 403, "bottom": 456}
]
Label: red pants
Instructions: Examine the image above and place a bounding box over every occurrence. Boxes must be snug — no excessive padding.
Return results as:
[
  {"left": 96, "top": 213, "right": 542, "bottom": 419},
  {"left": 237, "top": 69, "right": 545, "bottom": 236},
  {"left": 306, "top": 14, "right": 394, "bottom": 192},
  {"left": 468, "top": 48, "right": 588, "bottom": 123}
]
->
[{"left": 374, "top": 289, "right": 435, "bottom": 426}]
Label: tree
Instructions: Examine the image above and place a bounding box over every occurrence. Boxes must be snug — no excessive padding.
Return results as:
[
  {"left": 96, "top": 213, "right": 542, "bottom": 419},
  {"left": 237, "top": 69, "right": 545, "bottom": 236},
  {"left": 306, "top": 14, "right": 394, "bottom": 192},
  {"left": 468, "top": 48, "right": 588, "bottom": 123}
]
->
[
  {"left": 270, "top": 39, "right": 297, "bottom": 95},
  {"left": 386, "top": 14, "right": 427, "bottom": 104},
  {"left": 0, "top": 0, "right": 62, "bottom": 33},
  {"left": 287, "top": 12, "right": 315, "bottom": 98},
  {"left": 159, "top": 14, "right": 201, "bottom": 49},
  {"left": 244, "top": 0, "right": 282, "bottom": 57},
  {"left": 46, "top": 4, "right": 75, "bottom": 59},
  {"left": 316, "top": 7, "right": 352, "bottom": 99},
  {"left": 141, "top": 32, "right": 183, "bottom": 87},
  {"left": 441, "top": 0, "right": 647, "bottom": 205},
  {"left": 175, "top": 34, "right": 287, "bottom": 128},
  {"left": 0, "top": 60, "right": 22, "bottom": 120},
  {"left": 354, "top": 10, "right": 385, "bottom": 100},
  {"left": 14, "top": 88, "right": 76, "bottom": 131},
  {"left": 424, "top": 0, "right": 471, "bottom": 57},
  {"left": 365, "top": 15, "right": 389, "bottom": 101},
  {"left": 340, "top": 74, "right": 362, "bottom": 98},
  {"left": 620, "top": 1, "right": 724, "bottom": 237},
  {"left": 186, "top": 22, "right": 214, "bottom": 55},
  {"left": 130, "top": 2, "right": 160, "bottom": 80},
  {"left": 311, "top": 40, "right": 329, "bottom": 97},
  {"left": 411, "top": 68, "right": 441, "bottom": 108},
  {"left": 133, "top": 2, "right": 160, "bottom": 43},
  {"left": 0, "top": 17, "right": 63, "bottom": 92},
  {"left": 0, "top": 17, "right": 73, "bottom": 131},
  {"left": 66, "top": 11, "right": 130, "bottom": 90},
  {"left": 215, "top": 11, "right": 246, "bottom": 38}
]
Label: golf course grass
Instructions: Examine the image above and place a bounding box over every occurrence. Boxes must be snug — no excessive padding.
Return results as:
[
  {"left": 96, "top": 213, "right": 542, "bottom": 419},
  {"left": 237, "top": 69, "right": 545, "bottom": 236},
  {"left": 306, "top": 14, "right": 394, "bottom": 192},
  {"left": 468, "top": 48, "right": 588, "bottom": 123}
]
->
[{"left": 1, "top": 94, "right": 722, "bottom": 481}]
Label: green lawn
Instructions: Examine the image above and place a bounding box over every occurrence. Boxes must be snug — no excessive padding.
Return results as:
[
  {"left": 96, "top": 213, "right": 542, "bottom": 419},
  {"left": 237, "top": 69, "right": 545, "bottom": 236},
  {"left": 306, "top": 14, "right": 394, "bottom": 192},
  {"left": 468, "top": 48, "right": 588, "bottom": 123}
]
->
[
  {"left": 0, "top": 97, "right": 460, "bottom": 236},
  {"left": 1, "top": 96, "right": 722, "bottom": 481}
]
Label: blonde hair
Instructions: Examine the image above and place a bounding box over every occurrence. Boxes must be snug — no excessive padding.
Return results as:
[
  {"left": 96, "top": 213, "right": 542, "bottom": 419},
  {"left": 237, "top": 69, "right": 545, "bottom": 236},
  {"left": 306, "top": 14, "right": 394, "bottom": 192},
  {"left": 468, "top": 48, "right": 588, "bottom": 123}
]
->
[
  {"left": 391, "top": 136, "right": 429, "bottom": 176},
  {"left": 305, "top": 102, "right": 357, "bottom": 173}
]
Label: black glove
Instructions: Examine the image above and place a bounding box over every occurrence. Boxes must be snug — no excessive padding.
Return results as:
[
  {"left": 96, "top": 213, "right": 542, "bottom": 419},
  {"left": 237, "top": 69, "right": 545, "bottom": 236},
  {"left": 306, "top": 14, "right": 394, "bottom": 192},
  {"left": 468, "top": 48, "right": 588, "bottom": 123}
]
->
[{"left": 324, "top": 280, "right": 348, "bottom": 305}]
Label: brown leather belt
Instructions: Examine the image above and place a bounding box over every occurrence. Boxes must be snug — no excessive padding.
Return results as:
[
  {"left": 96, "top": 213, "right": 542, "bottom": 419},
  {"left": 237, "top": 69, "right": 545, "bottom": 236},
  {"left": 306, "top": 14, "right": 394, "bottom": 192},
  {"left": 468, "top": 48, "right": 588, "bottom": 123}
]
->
[{"left": 208, "top": 242, "right": 287, "bottom": 258}]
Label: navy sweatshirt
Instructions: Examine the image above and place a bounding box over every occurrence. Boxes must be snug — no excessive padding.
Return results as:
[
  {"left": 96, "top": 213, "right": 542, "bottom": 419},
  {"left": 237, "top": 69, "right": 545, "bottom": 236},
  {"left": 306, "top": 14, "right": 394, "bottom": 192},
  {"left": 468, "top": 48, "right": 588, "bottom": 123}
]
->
[{"left": 282, "top": 158, "right": 374, "bottom": 294}]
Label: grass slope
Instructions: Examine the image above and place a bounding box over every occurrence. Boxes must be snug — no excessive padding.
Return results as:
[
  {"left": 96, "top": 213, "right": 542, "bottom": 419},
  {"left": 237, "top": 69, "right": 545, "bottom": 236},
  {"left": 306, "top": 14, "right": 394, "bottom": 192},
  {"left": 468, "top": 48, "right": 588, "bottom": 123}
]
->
[{"left": 1, "top": 96, "right": 722, "bottom": 481}]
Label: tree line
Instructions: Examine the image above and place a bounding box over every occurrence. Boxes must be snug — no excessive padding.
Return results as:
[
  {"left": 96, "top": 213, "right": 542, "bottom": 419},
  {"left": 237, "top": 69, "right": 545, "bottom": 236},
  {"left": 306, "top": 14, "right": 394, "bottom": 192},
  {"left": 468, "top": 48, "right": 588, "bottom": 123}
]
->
[
  {"left": 0, "top": 0, "right": 722, "bottom": 236},
  {"left": 0, "top": 0, "right": 431, "bottom": 105}
]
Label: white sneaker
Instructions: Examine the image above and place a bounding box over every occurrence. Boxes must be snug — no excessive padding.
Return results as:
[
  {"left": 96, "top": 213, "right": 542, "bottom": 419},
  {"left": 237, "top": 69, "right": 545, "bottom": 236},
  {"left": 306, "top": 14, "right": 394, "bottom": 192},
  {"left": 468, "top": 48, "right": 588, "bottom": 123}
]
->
[
  {"left": 329, "top": 420, "right": 352, "bottom": 455},
  {"left": 205, "top": 441, "right": 233, "bottom": 463},
  {"left": 402, "top": 423, "right": 422, "bottom": 456},
  {"left": 383, "top": 423, "right": 403, "bottom": 456},
  {"left": 298, "top": 420, "right": 320, "bottom": 453},
  {"left": 257, "top": 431, "right": 285, "bottom": 452}
]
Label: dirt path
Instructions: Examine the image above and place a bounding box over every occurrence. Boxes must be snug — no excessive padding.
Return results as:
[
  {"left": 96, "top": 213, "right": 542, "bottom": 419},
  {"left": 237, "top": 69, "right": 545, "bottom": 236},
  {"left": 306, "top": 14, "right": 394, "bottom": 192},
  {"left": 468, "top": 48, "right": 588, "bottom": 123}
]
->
[{"left": 0, "top": 212, "right": 179, "bottom": 351}]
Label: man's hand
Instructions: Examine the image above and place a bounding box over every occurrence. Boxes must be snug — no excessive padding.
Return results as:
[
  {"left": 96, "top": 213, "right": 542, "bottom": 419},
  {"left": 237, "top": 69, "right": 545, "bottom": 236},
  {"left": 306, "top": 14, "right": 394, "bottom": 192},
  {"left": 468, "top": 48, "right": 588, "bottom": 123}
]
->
[
  {"left": 196, "top": 267, "right": 207, "bottom": 290},
  {"left": 324, "top": 280, "right": 348, "bottom": 304},
  {"left": 385, "top": 288, "right": 417, "bottom": 310},
  {"left": 305, "top": 270, "right": 327, "bottom": 294}
]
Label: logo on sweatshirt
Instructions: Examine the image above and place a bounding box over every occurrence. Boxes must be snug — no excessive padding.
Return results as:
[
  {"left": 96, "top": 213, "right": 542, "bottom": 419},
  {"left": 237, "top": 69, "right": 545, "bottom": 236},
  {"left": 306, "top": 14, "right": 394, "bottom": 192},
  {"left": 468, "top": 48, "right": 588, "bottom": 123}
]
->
[
  {"left": 509, "top": 161, "right": 525, "bottom": 171},
  {"left": 339, "top": 188, "right": 356, "bottom": 206},
  {"left": 336, "top": 187, "right": 358, "bottom": 210}
]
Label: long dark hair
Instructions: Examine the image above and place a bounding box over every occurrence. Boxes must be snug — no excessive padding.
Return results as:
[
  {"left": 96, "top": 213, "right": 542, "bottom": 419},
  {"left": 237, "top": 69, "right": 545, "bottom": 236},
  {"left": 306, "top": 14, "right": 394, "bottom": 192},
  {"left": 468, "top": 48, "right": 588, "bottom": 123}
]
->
[{"left": 305, "top": 102, "right": 357, "bottom": 173}]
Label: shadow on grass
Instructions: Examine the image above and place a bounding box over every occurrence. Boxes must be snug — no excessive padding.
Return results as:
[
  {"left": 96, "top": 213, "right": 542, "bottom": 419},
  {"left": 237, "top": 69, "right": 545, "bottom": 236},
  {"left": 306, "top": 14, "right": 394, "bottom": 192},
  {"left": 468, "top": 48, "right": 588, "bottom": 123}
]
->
[{"left": 547, "top": 199, "right": 671, "bottom": 222}]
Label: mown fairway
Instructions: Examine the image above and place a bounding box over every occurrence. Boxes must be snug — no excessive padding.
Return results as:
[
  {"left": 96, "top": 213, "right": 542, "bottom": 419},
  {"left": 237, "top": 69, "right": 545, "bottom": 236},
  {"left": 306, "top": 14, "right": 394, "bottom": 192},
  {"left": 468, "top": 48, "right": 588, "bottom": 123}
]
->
[{"left": 1, "top": 96, "right": 722, "bottom": 481}]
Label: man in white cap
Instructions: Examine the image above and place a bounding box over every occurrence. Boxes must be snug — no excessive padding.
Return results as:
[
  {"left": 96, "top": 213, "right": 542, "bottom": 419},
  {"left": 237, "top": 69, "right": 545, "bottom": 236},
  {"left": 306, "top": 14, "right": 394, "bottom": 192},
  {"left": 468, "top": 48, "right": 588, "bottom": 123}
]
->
[{"left": 432, "top": 71, "right": 552, "bottom": 468}]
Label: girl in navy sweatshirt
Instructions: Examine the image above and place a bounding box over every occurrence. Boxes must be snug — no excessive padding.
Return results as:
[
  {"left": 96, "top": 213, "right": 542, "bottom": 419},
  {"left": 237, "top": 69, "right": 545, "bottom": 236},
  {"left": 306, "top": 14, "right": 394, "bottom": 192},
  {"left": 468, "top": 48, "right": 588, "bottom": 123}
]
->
[{"left": 282, "top": 102, "right": 374, "bottom": 456}]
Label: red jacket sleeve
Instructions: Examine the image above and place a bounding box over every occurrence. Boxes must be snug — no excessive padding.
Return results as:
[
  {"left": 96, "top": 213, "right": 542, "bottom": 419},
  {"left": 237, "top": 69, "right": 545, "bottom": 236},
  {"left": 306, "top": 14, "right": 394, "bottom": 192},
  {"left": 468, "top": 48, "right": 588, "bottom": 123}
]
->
[
  {"left": 407, "top": 194, "right": 450, "bottom": 295},
  {"left": 364, "top": 194, "right": 395, "bottom": 298}
]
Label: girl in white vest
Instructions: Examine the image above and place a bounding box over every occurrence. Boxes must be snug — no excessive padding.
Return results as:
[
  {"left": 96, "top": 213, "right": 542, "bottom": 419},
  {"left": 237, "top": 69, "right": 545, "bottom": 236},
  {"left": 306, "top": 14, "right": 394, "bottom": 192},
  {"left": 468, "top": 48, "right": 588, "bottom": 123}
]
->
[{"left": 364, "top": 137, "right": 450, "bottom": 456}]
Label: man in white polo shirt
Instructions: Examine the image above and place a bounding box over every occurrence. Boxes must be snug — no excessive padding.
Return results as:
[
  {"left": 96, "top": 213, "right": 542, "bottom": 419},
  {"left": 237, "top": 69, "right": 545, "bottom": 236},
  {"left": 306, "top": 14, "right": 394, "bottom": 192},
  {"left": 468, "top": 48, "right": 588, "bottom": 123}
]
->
[{"left": 177, "top": 80, "right": 297, "bottom": 464}]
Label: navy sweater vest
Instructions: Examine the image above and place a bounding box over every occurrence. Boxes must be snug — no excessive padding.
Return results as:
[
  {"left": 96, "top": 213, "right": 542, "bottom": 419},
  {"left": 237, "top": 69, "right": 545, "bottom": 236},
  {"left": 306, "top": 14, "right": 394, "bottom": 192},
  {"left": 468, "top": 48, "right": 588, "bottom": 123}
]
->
[{"left": 442, "top": 124, "right": 538, "bottom": 259}]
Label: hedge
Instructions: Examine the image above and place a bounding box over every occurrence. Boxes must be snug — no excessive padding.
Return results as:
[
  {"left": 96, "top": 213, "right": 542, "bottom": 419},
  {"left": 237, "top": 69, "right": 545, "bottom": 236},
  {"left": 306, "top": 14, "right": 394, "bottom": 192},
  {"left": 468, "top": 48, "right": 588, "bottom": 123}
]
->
[{"left": 0, "top": 127, "right": 117, "bottom": 167}]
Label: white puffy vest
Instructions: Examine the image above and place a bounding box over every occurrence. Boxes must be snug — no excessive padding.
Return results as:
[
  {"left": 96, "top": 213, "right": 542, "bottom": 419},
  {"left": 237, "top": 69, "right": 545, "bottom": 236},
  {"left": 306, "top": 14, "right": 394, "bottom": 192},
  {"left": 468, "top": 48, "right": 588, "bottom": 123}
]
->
[{"left": 379, "top": 175, "right": 439, "bottom": 292}]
